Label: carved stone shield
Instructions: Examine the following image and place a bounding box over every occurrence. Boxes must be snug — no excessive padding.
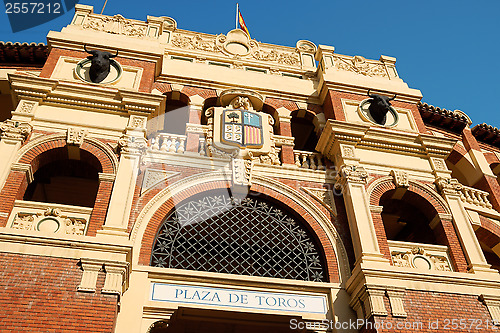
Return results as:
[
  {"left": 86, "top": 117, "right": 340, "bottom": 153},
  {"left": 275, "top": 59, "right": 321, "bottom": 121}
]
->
[
  {"left": 222, "top": 109, "right": 263, "bottom": 148},
  {"left": 212, "top": 106, "right": 273, "bottom": 158}
]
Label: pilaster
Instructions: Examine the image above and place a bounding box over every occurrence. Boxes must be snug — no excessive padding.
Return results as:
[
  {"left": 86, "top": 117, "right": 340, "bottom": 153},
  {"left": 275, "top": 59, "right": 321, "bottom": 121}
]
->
[
  {"left": 98, "top": 134, "right": 145, "bottom": 237},
  {"left": 0, "top": 120, "right": 32, "bottom": 190},
  {"left": 435, "top": 177, "right": 498, "bottom": 275},
  {"left": 335, "top": 165, "right": 389, "bottom": 266}
]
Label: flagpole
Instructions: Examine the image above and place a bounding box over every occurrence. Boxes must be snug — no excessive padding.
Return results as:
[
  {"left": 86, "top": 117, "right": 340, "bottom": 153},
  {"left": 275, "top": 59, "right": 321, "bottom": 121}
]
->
[{"left": 236, "top": 3, "right": 239, "bottom": 30}]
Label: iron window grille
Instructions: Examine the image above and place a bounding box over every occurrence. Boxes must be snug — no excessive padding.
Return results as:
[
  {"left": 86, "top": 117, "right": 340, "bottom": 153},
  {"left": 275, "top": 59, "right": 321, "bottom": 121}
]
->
[{"left": 151, "top": 195, "right": 326, "bottom": 282}]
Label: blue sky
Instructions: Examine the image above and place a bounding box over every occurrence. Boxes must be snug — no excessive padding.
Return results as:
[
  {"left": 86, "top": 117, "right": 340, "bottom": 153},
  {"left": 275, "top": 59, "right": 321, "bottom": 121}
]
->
[{"left": 1, "top": 0, "right": 499, "bottom": 128}]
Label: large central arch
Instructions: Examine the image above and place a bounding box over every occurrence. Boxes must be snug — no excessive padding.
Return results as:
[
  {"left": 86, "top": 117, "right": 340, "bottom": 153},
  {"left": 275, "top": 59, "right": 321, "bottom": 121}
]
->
[
  {"left": 150, "top": 191, "right": 327, "bottom": 282},
  {"left": 131, "top": 171, "right": 350, "bottom": 284}
]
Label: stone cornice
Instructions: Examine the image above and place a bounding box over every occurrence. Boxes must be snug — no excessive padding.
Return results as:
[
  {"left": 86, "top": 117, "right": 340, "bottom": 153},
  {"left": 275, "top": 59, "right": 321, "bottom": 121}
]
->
[
  {"left": 9, "top": 74, "right": 165, "bottom": 116},
  {"left": 346, "top": 263, "right": 500, "bottom": 300},
  {"left": 46, "top": 33, "right": 164, "bottom": 64},
  {"left": 155, "top": 74, "right": 320, "bottom": 105},
  {"left": 0, "top": 228, "right": 132, "bottom": 260},
  {"left": 318, "top": 81, "right": 423, "bottom": 105},
  {"left": 317, "top": 119, "right": 457, "bottom": 161}
]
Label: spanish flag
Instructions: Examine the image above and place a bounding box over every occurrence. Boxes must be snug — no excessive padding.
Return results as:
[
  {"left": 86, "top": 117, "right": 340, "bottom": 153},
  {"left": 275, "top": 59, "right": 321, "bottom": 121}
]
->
[{"left": 237, "top": 5, "right": 250, "bottom": 38}]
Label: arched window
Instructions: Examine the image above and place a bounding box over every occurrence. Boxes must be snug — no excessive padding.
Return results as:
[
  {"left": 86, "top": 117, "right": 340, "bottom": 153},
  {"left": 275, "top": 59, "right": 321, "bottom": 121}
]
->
[
  {"left": 151, "top": 193, "right": 327, "bottom": 282},
  {"left": 291, "top": 112, "right": 318, "bottom": 152},
  {"left": 380, "top": 190, "right": 442, "bottom": 245},
  {"left": 23, "top": 148, "right": 101, "bottom": 207},
  {"left": 161, "top": 99, "right": 189, "bottom": 135},
  {"left": 148, "top": 94, "right": 190, "bottom": 137}
]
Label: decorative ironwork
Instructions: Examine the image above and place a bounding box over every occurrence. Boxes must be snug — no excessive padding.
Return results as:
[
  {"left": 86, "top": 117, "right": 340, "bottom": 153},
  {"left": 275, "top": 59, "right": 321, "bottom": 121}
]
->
[{"left": 151, "top": 195, "right": 326, "bottom": 282}]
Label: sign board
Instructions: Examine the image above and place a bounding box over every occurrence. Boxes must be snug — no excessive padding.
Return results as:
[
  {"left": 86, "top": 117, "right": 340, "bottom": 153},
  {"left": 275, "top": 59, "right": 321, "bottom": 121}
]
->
[{"left": 150, "top": 283, "right": 328, "bottom": 314}]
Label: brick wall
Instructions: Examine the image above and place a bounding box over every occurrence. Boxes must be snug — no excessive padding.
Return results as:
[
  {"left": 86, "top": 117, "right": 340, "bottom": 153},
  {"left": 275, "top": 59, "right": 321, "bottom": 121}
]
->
[
  {"left": 39, "top": 48, "right": 156, "bottom": 93},
  {"left": 361, "top": 290, "right": 491, "bottom": 333},
  {"left": 0, "top": 253, "right": 118, "bottom": 332}
]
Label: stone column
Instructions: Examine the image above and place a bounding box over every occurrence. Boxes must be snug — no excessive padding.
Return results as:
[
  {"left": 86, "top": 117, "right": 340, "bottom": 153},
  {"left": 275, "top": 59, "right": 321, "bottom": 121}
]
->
[
  {"left": 0, "top": 120, "right": 32, "bottom": 190},
  {"left": 435, "top": 177, "right": 497, "bottom": 275},
  {"left": 335, "top": 165, "right": 389, "bottom": 266},
  {"left": 97, "top": 135, "right": 146, "bottom": 238}
]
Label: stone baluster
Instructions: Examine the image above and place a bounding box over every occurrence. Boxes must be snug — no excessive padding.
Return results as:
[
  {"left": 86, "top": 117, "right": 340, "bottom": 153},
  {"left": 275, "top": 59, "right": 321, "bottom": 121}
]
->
[
  {"left": 199, "top": 138, "right": 206, "bottom": 155},
  {"left": 294, "top": 152, "right": 301, "bottom": 167},
  {"left": 301, "top": 153, "right": 309, "bottom": 169},
  {"left": 177, "top": 137, "right": 185, "bottom": 153},
  {"left": 308, "top": 154, "right": 316, "bottom": 170},
  {"left": 168, "top": 136, "right": 177, "bottom": 152},
  {"left": 151, "top": 136, "right": 160, "bottom": 151}
]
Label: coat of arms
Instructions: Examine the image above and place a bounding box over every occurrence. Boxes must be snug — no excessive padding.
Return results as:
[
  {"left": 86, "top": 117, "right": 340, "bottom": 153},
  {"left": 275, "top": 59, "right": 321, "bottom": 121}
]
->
[
  {"left": 207, "top": 92, "right": 275, "bottom": 161},
  {"left": 222, "top": 109, "right": 263, "bottom": 148}
]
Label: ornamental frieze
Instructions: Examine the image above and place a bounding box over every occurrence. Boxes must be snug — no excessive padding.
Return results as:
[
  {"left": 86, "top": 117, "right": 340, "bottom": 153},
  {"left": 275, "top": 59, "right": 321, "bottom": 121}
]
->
[
  {"left": 332, "top": 55, "right": 388, "bottom": 77},
  {"left": 11, "top": 207, "right": 87, "bottom": 235},
  {"left": 391, "top": 247, "right": 452, "bottom": 272},
  {"left": 169, "top": 29, "right": 302, "bottom": 67},
  {"left": 83, "top": 14, "right": 147, "bottom": 37}
]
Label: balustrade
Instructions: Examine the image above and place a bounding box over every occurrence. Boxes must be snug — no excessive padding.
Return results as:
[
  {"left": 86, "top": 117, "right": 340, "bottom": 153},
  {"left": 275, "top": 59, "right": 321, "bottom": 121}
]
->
[
  {"left": 149, "top": 133, "right": 186, "bottom": 153},
  {"left": 293, "top": 150, "right": 325, "bottom": 170},
  {"left": 459, "top": 185, "right": 493, "bottom": 209}
]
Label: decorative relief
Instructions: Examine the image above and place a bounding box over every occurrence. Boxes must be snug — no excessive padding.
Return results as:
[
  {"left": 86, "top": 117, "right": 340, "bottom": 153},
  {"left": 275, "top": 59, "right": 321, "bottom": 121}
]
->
[
  {"left": 257, "top": 146, "right": 280, "bottom": 166},
  {"left": 118, "top": 135, "right": 147, "bottom": 155},
  {"left": 204, "top": 113, "right": 236, "bottom": 159},
  {"left": 302, "top": 187, "right": 337, "bottom": 216},
  {"left": 204, "top": 90, "right": 275, "bottom": 163},
  {"left": 335, "top": 164, "right": 368, "bottom": 189},
  {"left": 141, "top": 169, "right": 179, "bottom": 195},
  {"left": 129, "top": 116, "right": 147, "bottom": 129},
  {"left": 0, "top": 120, "right": 32, "bottom": 141},
  {"left": 272, "top": 135, "right": 294, "bottom": 147},
  {"left": 170, "top": 30, "right": 302, "bottom": 67},
  {"left": 391, "top": 247, "right": 452, "bottom": 272},
  {"left": 390, "top": 170, "right": 409, "bottom": 188},
  {"left": 432, "top": 158, "right": 447, "bottom": 171},
  {"left": 252, "top": 49, "right": 300, "bottom": 66},
  {"left": 67, "top": 127, "right": 87, "bottom": 146},
  {"left": 11, "top": 207, "right": 87, "bottom": 235},
  {"left": 340, "top": 145, "right": 355, "bottom": 158},
  {"left": 232, "top": 158, "right": 251, "bottom": 186},
  {"left": 435, "top": 177, "right": 462, "bottom": 196},
  {"left": 333, "top": 55, "right": 387, "bottom": 77},
  {"left": 296, "top": 40, "right": 316, "bottom": 53},
  {"left": 230, "top": 96, "right": 251, "bottom": 110},
  {"left": 83, "top": 14, "right": 147, "bottom": 37},
  {"left": 480, "top": 295, "right": 500, "bottom": 325},
  {"left": 172, "top": 33, "right": 217, "bottom": 52},
  {"left": 185, "top": 123, "right": 209, "bottom": 135},
  {"left": 18, "top": 101, "right": 36, "bottom": 114},
  {"left": 386, "top": 289, "right": 407, "bottom": 318}
]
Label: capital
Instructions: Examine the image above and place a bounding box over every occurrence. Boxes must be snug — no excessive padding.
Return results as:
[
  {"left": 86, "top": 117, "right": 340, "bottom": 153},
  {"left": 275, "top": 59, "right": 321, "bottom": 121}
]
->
[
  {"left": 118, "top": 135, "right": 147, "bottom": 155},
  {"left": 435, "top": 177, "right": 462, "bottom": 196},
  {"left": 0, "top": 120, "right": 32, "bottom": 142},
  {"left": 335, "top": 164, "right": 368, "bottom": 189}
]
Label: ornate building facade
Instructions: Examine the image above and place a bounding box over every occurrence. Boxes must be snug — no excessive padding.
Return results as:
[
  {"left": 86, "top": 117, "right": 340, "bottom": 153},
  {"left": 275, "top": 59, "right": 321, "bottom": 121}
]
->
[{"left": 1, "top": 5, "right": 500, "bottom": 332}]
